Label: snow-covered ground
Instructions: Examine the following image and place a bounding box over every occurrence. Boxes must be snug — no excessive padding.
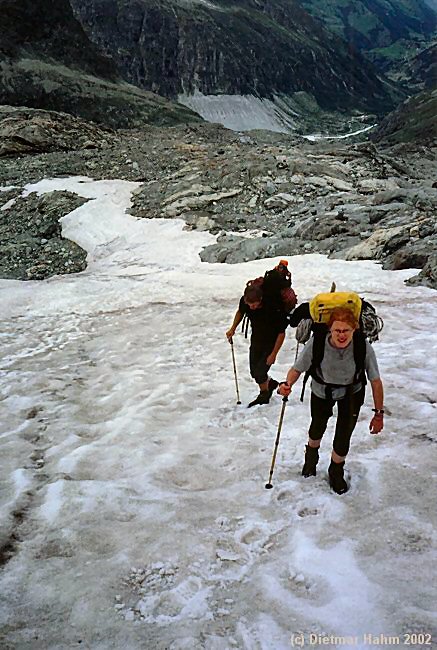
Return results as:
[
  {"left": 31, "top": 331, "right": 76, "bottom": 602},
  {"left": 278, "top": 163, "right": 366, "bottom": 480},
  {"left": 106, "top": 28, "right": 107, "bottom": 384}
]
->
[{"left": 1, "top": 178, "right": 436, "bottom": 649}]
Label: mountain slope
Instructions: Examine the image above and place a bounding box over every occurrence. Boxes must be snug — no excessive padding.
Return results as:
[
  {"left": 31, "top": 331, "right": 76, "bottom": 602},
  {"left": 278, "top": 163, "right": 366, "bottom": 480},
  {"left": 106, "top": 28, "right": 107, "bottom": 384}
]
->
[
  {"left": 70, "top": 0, "right": 400, "bottom": 114},
  {"left": 300, "top": 0, "right": 436, "bottom": 72},
  {"left": 404, "top": 42, "right": 437, "bottom": 89},
  {"left": 371, "top": 87, "right": 437, "bottom": 143},
  {"left": 0, "top": 0, "right": 117, "bottom": 78},
  {"left": 0, "top": 0, "right": 200, "bottom": 128}
]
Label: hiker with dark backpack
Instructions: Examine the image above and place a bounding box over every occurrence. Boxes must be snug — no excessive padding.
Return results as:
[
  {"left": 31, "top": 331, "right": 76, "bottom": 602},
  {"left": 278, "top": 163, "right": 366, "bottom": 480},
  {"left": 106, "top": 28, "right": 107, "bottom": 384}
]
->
[
  {"left": 226, "top": 261, "right": 296, "bottom": 408},
  {"left": 278, "top": 304, "right": 384, "bottom": 494}
]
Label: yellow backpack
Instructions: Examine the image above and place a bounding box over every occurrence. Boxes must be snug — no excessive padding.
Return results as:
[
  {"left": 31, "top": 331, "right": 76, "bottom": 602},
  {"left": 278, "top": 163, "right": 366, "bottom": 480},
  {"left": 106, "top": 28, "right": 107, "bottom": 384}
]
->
[{"left": 309, "top": 292, "right": 362, "bottom": 324}]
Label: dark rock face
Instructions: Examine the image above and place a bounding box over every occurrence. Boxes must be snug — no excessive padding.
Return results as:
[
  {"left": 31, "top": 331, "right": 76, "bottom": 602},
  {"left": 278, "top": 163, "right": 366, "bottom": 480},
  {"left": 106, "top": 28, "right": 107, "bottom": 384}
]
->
[
  {"left": 371, "top": 89, "right": 437, "bottom": 145},
  {"left": 0, "top": 190, "right": 88, "bottom": 280},
  {"left": 70, "top": 0, "right": 399, "bottom": 113},
  {"left": 406, "top": 252, "right": 437, "bottom": 288},
  {"left": 389, "top": 248, "right": 429, "bottom": 270},
  {"left": 0, "top": 0, "right": 201, "bottom": 129},
  {"left": 0, "top": 0, "right": 117, "bottom": 79}
]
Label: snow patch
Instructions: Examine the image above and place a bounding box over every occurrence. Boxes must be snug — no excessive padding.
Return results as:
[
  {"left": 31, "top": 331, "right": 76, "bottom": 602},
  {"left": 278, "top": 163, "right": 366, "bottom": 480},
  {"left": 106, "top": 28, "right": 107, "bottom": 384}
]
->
[{"left": 178, "top": 0, "right": 223, "bottom": 10}]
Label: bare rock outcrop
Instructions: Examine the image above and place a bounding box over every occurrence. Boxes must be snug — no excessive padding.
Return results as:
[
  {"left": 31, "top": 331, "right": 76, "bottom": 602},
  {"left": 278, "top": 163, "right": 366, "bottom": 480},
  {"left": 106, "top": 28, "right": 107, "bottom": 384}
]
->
[
  {"left": 0, "top": 106, "right": 115, "bottom": 157},
  {"left": 0, "top": 190, "right": 88, "bottom": 280}
]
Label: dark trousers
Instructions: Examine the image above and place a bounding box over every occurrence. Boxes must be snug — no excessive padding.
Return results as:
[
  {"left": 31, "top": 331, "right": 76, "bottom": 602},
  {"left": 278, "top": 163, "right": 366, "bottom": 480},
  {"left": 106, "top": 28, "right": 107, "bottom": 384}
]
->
[
  {"left": 249, "top": 344, "right": 273, "bottom": 385},
  {"left": 308, "top": 387, "right": 365, "bottom": 457}
]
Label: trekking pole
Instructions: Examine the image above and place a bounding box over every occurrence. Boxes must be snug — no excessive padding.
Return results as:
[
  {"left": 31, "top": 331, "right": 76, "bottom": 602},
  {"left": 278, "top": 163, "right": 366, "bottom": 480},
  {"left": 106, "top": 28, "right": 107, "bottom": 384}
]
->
[
  {"left": 265, "top": 396, "right": 288, "bottom": 489},
  {"left": 294, "top": 343, "right": 300, "bottom": 363},
  {"left": 229, "top": 339, "right": 242, "bottom": 405}
]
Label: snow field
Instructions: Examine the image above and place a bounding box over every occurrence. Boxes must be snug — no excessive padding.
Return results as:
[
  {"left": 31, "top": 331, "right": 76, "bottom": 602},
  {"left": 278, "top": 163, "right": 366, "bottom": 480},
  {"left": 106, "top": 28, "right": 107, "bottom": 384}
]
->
[{"left": 0, "top": 178, "right": 436, "bottom": 649}]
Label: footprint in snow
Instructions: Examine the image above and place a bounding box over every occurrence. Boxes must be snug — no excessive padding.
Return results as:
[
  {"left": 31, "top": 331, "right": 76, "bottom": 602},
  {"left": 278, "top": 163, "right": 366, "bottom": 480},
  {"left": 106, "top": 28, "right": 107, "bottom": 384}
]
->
[{"left": 297, "top": 507, "right": 320, "bottom": 518}]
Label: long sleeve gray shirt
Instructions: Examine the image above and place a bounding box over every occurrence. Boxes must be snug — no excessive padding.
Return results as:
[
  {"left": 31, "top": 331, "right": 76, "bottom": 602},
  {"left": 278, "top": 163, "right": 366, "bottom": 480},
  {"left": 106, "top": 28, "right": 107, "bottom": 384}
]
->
[{"left": 294, "top": 336, "right": 380, "bottom": 400}]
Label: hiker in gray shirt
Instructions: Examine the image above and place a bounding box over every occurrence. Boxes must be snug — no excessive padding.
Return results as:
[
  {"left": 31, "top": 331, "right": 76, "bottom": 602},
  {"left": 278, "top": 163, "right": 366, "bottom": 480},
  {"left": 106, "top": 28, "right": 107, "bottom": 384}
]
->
[{"left": 279, "top": 307, "right": 384, "bottom": 494}]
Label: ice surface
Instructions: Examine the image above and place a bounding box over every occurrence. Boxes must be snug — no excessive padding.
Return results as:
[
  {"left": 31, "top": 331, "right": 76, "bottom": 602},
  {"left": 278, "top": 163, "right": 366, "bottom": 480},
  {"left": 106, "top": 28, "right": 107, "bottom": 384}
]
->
[
  {"left": 0, "top": 178, "right": 436, "bottom": 649},
  {"left": 302, "top": 125, "right": 377, "bottom": 141},
  {"left": 178, "top": 93, "right": 296, "bottom": 133},
  {"left": 178, "top": 92, "right": 376, "bottom": 140}
]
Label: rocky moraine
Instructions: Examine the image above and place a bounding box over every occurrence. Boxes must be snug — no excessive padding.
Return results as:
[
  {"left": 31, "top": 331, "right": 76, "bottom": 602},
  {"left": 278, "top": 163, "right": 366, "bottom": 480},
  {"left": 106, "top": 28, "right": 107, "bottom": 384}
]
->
[{"left": 1, "top": 105, "right": 436, "bottom": 289}]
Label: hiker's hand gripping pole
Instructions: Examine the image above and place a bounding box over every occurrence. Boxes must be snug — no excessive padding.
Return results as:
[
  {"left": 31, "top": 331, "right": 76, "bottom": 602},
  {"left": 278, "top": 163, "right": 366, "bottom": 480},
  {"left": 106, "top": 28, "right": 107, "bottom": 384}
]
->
[
  {"left": 229, "top": 338, "right": 241, "bottom": 405},
  {"left": 265, "top": 395, "right": 288, "bottom": 489}
]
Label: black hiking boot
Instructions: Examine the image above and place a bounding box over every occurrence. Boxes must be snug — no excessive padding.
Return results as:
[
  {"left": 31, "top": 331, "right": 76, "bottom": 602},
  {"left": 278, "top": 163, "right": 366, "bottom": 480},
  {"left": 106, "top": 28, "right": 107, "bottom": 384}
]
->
[
  {"left": 301, "top": 445, "right": 319, "bottom": 477},
  {"left": 328, "top": 460, "right": 348, "bottom": 495},
  {"left": 248, "top": 390, "right": 270, "bottom": 408},
  {"left": 267, "top": 378, "right": 279, "bottom": 398}
]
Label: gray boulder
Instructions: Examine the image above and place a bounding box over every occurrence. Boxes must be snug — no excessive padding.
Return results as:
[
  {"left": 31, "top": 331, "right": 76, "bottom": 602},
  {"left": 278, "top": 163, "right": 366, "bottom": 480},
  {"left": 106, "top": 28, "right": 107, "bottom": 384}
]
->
[{"left": 406, "top": 253, "right": 437, "bottom": 289}]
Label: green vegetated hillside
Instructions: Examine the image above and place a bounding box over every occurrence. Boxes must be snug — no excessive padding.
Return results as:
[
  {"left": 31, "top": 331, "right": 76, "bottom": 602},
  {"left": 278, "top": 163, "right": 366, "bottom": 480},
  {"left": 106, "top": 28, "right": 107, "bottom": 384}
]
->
[
  {"left": 300, "top": 0, "right": 436, "bottom": 71},
  {"left": 371, "top": 86, "right": 437, "bottom": 143}
]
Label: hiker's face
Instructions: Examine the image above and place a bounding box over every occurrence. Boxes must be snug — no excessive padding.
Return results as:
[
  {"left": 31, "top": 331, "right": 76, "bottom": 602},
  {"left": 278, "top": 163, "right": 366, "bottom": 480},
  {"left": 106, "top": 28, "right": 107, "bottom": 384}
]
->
[
  {"left": 330, "top": 320, "right": 355, "bottom": 348},
  {"left": 246, "top": 299, "right": 262, "bottom": 310}
]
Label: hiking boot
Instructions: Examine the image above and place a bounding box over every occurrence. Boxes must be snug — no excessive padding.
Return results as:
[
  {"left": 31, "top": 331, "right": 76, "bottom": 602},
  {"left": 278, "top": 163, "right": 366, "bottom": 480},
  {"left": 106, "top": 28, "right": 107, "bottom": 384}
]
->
[
  {"left": 248, "top": 390, "right": 270, "bottom": 408},
  {"left": 268, "top": 378, "right": 279, "bottom": 390},
  {"left": 301, "top": 445, "right": 319, "bottom": 477},
  {"left": 328, "top": 460, "right": 349, "bottom": 495},
  {"left": 267, "top": 378, "right": 279, "bottom": 398}
]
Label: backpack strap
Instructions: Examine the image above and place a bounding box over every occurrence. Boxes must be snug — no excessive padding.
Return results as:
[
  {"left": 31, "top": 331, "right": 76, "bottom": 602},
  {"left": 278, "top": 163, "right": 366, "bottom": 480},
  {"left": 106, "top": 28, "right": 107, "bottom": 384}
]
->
[
  {"left": 352, "top": 330, "right": 367, "bottom": 386},
  {"left": 241, "top": 313, "right": 250, "bottom": 339},
  {"left": 300, "top": 326, "right": 327, "bottom": 402}
]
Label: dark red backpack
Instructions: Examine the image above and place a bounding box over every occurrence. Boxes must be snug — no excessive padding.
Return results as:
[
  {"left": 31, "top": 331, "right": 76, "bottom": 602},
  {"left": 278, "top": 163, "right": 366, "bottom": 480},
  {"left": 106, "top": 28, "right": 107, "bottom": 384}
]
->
[{"left": 246, "top": 260, "right": 297, "bottom": 314}]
